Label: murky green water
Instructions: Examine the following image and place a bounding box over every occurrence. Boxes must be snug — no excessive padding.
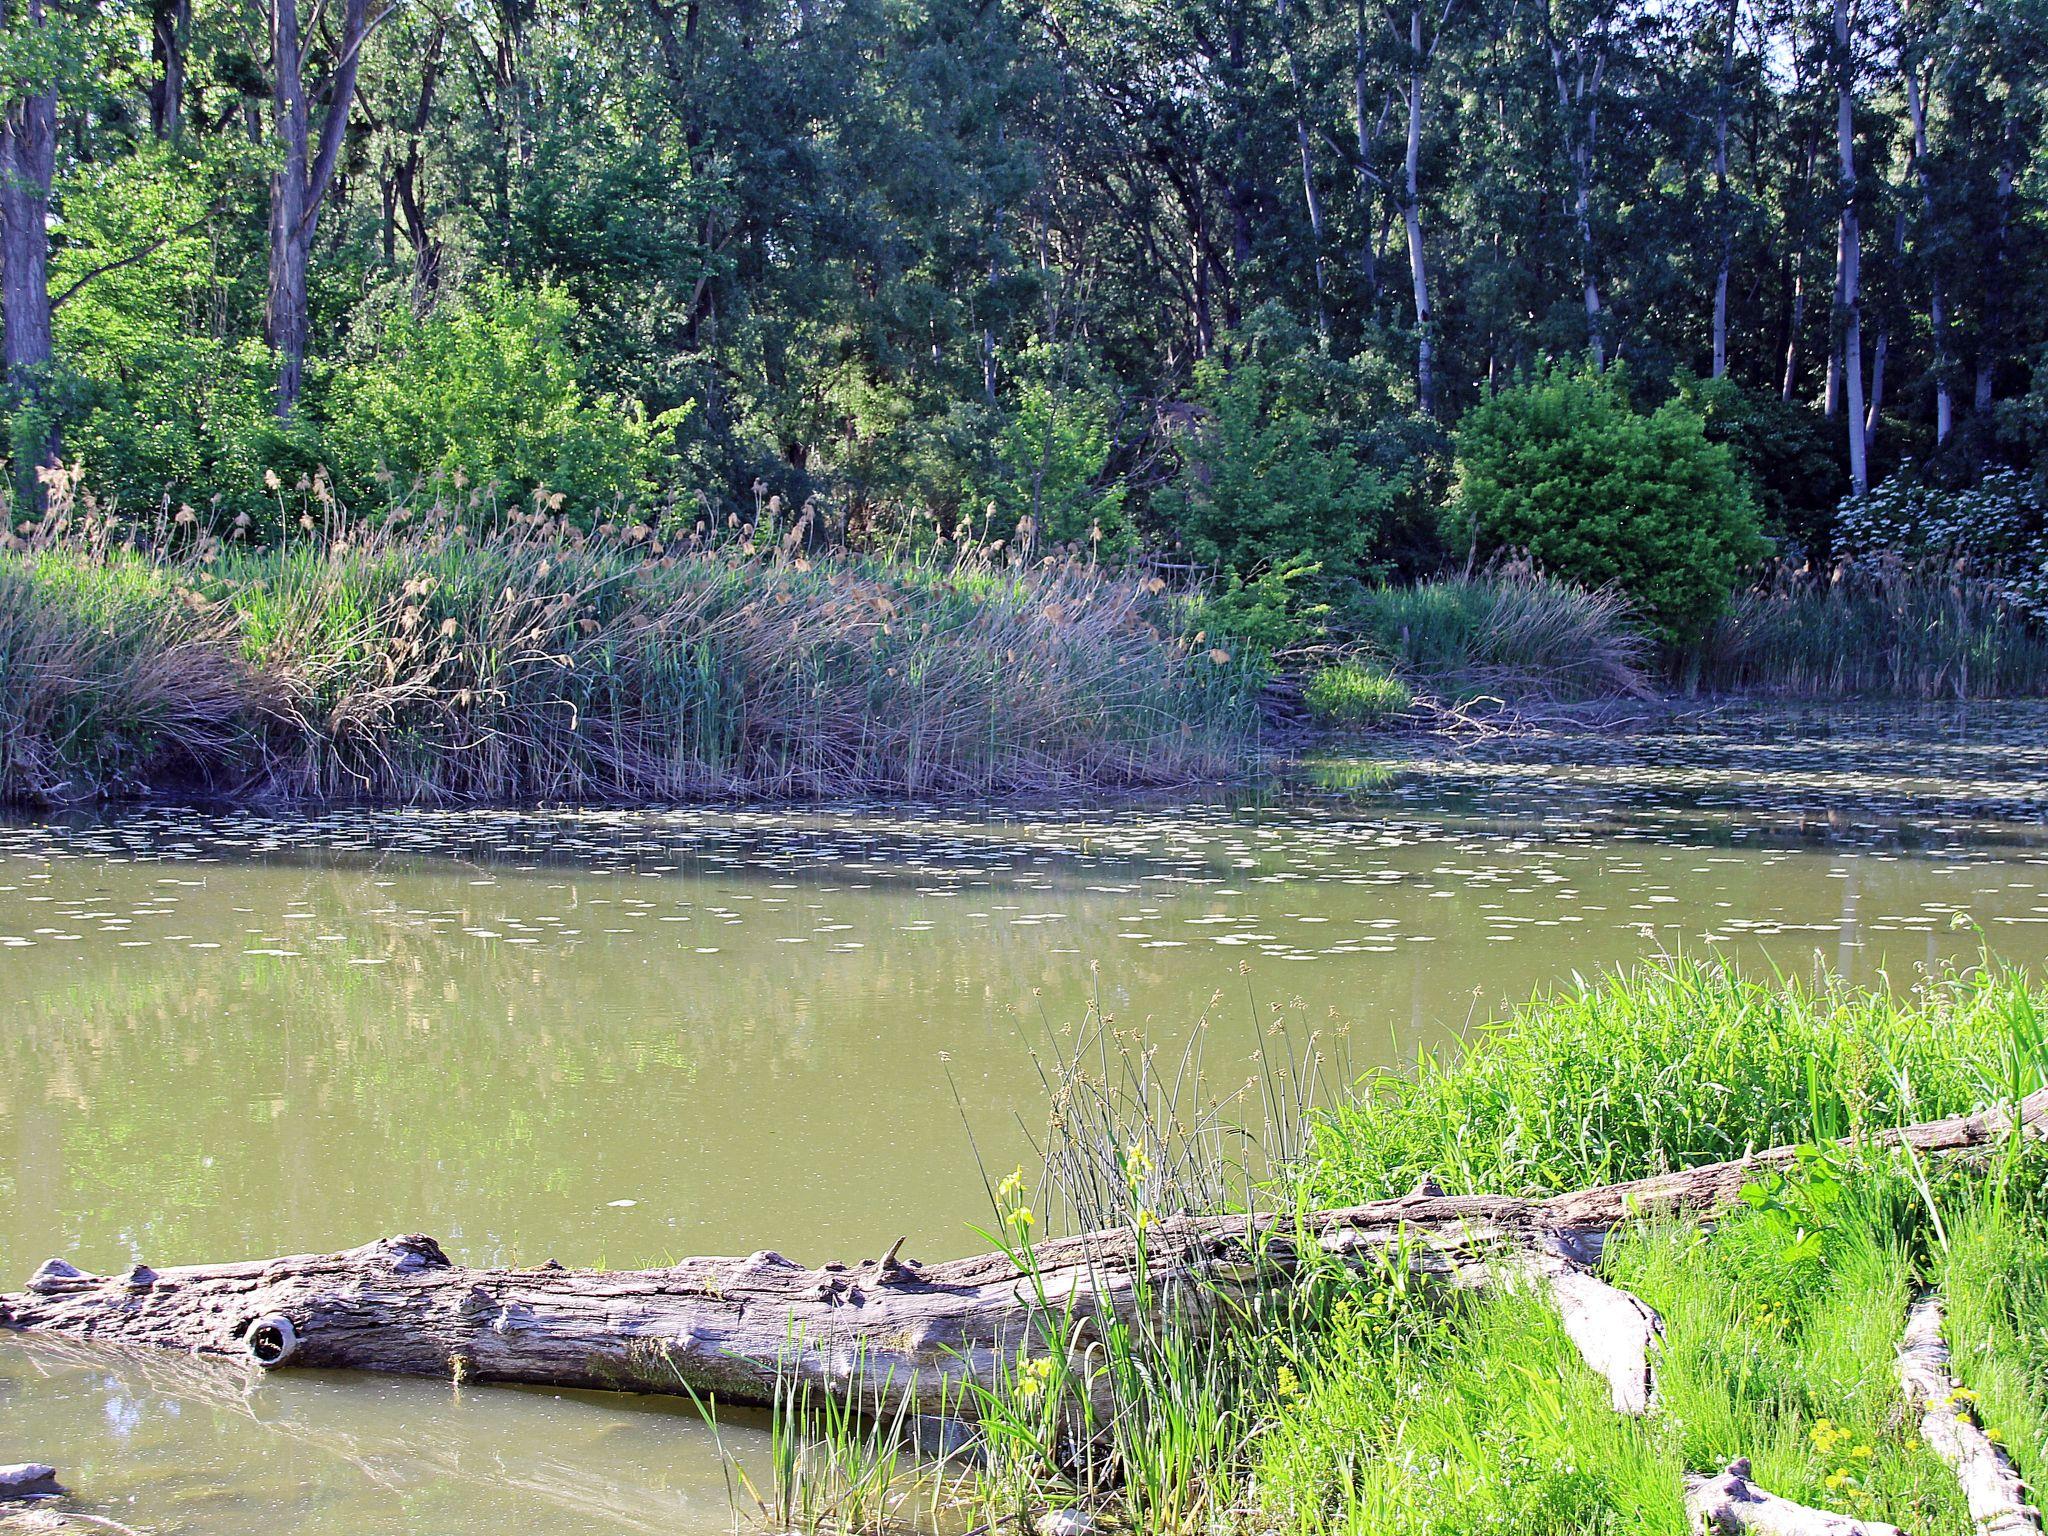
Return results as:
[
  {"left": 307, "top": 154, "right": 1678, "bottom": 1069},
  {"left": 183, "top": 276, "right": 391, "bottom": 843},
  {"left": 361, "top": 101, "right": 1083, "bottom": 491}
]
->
[{"left": 5, "top": 704, "right": 2048, "bottom": 1534}]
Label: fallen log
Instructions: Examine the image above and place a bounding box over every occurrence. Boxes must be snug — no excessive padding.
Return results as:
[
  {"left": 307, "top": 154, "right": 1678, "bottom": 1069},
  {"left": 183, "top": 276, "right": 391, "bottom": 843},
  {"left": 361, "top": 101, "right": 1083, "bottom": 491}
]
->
[
  {"left": 1686, "top": 1459, "right": 1904, "bottom": 1536},
  {"left": 4, "top": 1090, "right": 2041, "bottom": 1415},
  {"left": 1896, "top": 1294, "right": 2042, "bottom": 1534}
]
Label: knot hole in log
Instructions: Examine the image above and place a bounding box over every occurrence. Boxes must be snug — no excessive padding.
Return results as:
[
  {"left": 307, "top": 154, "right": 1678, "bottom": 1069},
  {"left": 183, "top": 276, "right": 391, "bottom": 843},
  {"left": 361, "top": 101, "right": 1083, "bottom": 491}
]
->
[{"left": 244, "top": 1314, "right": 299, "bottom": 1367}]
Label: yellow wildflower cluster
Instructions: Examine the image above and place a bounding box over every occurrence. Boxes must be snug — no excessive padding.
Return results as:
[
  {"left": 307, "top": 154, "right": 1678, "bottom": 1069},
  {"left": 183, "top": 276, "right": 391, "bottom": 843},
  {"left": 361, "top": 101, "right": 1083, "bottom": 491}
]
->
[{"left": 1810, "top": 1418, "right": 1876, "bottom": 1504}]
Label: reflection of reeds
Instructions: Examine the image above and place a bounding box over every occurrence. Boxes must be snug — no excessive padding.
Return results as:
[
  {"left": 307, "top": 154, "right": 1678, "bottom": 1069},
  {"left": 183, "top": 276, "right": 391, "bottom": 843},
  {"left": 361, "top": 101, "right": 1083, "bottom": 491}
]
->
[
  {"left": 0, "top": 496, "right": 1258, "bottom": 805},
  {"left": 1697, "top": 564, "right": 2048, "bottom": 699}
]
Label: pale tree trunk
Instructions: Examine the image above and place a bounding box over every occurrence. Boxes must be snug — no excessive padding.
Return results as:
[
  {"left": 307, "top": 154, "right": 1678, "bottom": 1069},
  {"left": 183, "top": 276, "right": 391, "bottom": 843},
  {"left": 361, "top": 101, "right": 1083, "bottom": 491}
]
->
[
  {"left": 0, "top": 0, "right": 57, "bottom": 486},
  {"left": 1864, "top": 205, "right": 1903, "bottom": 459},
  {"left": 1905, "top": 67, "right": 1952, "bottom": 443},
  {"left": 1710, "top": 0, "right": 1738, "bottom": 378},
  {"left": 266, "top": 0, "right": 375, "bottom": 416},
  {"left": 1833, "top": 0, "right": 1866, "bottom": 494},
  {"left": 1780, "top": 129, "right": 1817, "bottom": 400},
  {"left": 1549, "top": 33, "right": 1608, "bottom": 369},
  {"left": 7, "top": 1090, "right": 2040, "bottom": 1417},
  {"left": 1400, "top": 2, "right": 1436, "bottom": 414}
]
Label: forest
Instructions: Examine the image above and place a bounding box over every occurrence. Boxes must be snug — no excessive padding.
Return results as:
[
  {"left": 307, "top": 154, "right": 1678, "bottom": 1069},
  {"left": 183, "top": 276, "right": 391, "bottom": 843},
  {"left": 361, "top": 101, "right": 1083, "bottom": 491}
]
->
[{"left": 0, "top": 0, "right": 2040, "bottom": 585}]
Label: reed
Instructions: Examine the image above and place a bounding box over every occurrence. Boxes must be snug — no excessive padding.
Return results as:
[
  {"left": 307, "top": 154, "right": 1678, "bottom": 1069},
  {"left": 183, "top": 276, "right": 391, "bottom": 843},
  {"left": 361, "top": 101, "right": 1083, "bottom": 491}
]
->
[
  {"left": 0, "top": 490, "right": 1261, "bottom": 805},
  {"left": 1347, "top": 569, "right": 1652, "bottom": 703},
  {"left": 1695, "top": 564, "right": 2048, "bottom": 699}
]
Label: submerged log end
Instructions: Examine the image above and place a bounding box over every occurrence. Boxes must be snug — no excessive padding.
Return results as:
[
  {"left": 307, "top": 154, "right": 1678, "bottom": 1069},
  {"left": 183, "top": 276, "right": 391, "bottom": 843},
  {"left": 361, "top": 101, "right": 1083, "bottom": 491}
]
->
[
  {"left": 0, "top": 1465, "right": 64, "bottom": 1502},
  {"left": 1685, "top": 1460, "right": 1904, "bottom": 1536}
]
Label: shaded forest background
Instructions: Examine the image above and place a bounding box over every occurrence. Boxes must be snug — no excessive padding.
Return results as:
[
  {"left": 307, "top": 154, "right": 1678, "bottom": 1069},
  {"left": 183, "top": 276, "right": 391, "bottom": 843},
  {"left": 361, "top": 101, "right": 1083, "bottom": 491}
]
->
[{"left": 0, "top": 0, "right": 2044, "bottom": 588}]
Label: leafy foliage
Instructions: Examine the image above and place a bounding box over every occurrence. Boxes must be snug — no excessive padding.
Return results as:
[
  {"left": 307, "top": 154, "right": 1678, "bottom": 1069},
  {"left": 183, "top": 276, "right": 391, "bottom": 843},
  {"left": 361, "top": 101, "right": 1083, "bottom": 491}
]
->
[{"left": 1452, "top": 365, "right": 1768, "bottom": 646}]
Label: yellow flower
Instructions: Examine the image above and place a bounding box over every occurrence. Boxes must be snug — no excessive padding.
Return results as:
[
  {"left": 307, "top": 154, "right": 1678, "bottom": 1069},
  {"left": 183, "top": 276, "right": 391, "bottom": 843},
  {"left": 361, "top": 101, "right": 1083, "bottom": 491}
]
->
[
  {"left": 1851, "top": 1445, "right": 1873, "bottom": 1461},
  {"left": 1276, "top": 1365, "right": 1301, "bottom": 1399},
  {"left": 1010, "top": 1206, "right": 1035, "bottom": 1232},
  {"left": 1134, "top": 1207, "right": 1156, "bottom": 1237},
  {"left": 997, "top": 1166, "right": 1025, "bottom": 1204}
]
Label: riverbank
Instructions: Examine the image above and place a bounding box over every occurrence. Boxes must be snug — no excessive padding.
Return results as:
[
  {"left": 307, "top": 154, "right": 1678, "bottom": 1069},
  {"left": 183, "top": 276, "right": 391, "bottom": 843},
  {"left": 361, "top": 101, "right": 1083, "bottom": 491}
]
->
[
  {"left": 6, "top": 517, "right": 2047, "bottom": 808},
  {"left": 0, "top": 521, "right": 1259, "bottom": 805}
]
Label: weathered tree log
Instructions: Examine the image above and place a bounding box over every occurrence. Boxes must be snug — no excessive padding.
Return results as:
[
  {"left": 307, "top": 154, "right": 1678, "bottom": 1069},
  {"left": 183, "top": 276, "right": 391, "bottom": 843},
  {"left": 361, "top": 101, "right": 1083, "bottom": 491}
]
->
[
  {"left": 1686, "top": 1459, "right": 1903, "bottom": 1536},
  {"left": 1500, "top": 1249, "right": 1663, "bottom": 1415},
  {"left": 1896, "top": 1294, "right": 2042, "bottom": 1534},
  {"left": 4, "top": 1090, "right": 2041, "bottom": 1415}
]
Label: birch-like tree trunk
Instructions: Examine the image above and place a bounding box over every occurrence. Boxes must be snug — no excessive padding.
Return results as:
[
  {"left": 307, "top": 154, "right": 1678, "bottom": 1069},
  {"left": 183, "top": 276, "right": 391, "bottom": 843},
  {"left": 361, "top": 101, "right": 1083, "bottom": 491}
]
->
[
  {"left": 1279, "top": 0, "right": 1328, "bottom": 333},
  {"left": 1549, "top": 27, "right": 1608, "bottom": 369},
  {"left": 1973, "top": 120, "right": 2016, "bottom": 415},
  {"left": 1832, "top": 0, "right": 1866, "bottom": 494},
  {"left": 1400, "top": 2, "right": 1436, "bottom": 414},
  {"left": 265, "top": 0, "right": 375, "bottom": 416}
]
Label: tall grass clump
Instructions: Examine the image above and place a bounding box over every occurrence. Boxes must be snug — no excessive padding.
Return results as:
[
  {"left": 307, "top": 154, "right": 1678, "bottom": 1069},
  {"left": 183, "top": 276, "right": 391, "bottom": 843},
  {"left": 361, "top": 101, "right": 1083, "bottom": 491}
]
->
[
  {"left": 1302, "top": 955, "right": 2041, "bottom": 1205},
  {"left": 1347, "top": 568, "right": 1650, "bottom": 702},
  {"left": 0, "top": 486, "right": 1263, "bottom": 805},
  {"left": 1696, "top": 564, "right": 2048, "bottom": 699}
]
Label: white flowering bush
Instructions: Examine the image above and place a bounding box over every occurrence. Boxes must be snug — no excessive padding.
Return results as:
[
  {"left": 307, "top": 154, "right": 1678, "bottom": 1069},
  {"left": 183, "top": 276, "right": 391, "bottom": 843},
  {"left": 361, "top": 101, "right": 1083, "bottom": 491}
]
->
[{"left": 1836, "top": 465, "right": 2048, "bottom": 623}]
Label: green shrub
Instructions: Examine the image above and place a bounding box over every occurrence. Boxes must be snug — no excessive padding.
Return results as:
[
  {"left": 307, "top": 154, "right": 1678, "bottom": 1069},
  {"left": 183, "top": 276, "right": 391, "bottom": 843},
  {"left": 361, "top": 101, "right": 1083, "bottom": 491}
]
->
[
  {"left": 1681, "top": 374, "right": 1847, "bottom": 563},
  {"left": 1303, "top": 659, "right": 1411, "bottom": 723},
  {"left": 1160, "top": 350, "right": 1393, "bottom": 587},
  {"left": 1189, "top": 554, "right": 1329, "bottom": 653},
  {"left": 325, "top": 277, "right": 686, "bottom": 519},
  {"left": 1452, "top": 363, "right": 1767, "bottom": 647},
  {"left": 971, "top": 342, "right": 1132, "bottom": 556}
]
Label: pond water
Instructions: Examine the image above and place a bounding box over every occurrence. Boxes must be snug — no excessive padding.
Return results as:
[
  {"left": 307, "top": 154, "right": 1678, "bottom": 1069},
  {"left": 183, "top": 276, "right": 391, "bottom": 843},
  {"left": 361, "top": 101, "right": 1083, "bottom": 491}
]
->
[{"left": 4, "top": 704, "right": 2047, "bottom": 1534}]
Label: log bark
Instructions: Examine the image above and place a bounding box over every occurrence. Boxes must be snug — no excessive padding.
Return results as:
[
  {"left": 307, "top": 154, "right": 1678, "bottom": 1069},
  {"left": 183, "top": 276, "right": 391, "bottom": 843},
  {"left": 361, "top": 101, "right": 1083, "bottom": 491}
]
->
[
  {"left": 5, "top": 1091, "right": 2041, "bottom": 1415},
  {"left": 1687, "top": 1459, "right": 1904, "bottom": 1536},
  {"left": 1896, "top": 1294, "right": 2042, "bottom": 1534}
]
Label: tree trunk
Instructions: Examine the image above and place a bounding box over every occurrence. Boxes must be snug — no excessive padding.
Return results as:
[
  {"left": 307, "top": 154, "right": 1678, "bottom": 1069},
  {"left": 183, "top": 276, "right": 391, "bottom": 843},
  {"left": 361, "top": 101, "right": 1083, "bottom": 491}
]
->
[
  {"left": 1905, "top": 68, "right": 1952, "bottom": 444},
  {"left": 266, "top": 0, "right": 375, "bottom": 416},
  {"left": 1401, "top": 3, "right": 1435, "bottom": 415},
  {"left": 1710, "top": 0, "right": 1738, "bottom": 379},
  {"left": 1833, "top": 0, "right": 1866, "bottom": 494},
  {"left": 1278, "top": 0, "right": 1327, "bottom": 333},
  {"left": 7, "top": 1089, "right": 2038, "bottom": 1416},
  {"left": 0, "top": 0, "right": 57, "bottom": 488},
  {"left": 1896, "top": 1295, "right": 2041, "bottom": 1534},
  {"left": 149, "top": 0, "right": 189, "bottom": 139},
  {"left": 1550, "top": 38, "right": 1608, "bottom": 369},
  {"left": 1974, "top": 124, "right": 2016, "bottom": 416}
]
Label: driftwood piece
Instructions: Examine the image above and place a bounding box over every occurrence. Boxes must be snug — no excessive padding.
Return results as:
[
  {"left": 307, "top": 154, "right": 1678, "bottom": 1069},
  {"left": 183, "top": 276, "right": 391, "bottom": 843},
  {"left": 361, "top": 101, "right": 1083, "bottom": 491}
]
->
[
  {"left": 4, "top": 1091, "right": 2041, "bottom": 1414},
  {"left": 1896, "top": 1294, "right": 2042, "bottom": 1534},
  {"left": 1686, "top": 1459, "right": 1904, "bottom": 1536}
]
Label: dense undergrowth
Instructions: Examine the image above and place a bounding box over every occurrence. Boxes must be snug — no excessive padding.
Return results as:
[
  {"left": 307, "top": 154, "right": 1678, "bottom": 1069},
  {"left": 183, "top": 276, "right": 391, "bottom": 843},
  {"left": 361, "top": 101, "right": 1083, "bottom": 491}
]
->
[
  {"left": 726, "top": 955, "right": 2048, "bottom": 1535},
  {"left": 0, "top": 503, "right": 1261, "bottom": 805}
]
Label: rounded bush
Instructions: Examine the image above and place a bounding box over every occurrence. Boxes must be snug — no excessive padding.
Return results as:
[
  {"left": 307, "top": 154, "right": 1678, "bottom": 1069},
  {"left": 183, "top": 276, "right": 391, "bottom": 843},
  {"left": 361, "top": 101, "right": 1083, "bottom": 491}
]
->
[{"left": 1452, "top": 364, "right": 1767, "bottom": 647}]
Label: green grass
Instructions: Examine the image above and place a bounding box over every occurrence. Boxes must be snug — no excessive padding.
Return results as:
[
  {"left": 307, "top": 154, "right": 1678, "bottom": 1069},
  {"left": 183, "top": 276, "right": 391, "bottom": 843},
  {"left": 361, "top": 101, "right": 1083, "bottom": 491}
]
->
[
  {"left": 1301, "top": 955, "right": 2040, "bottom": 1205},
  {"left": 1303, "top": 659, "right": 1413, "bottom": 724},
  {"left": 1254, "top": 1191, "right": 1977, "bottom": 1536},
  {"left": 0, "top": 507, "right": 1264, "bottom": 804}
]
